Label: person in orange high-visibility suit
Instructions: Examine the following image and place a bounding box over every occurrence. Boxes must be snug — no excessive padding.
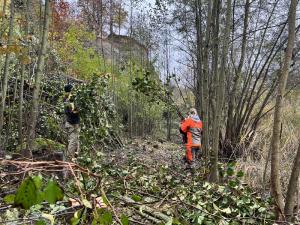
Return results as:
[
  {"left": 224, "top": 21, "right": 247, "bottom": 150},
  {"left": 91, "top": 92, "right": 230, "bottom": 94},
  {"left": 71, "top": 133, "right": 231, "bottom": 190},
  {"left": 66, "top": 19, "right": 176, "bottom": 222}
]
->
[{"left": 180, "top": 108, "right": 203, "bottom": 167}]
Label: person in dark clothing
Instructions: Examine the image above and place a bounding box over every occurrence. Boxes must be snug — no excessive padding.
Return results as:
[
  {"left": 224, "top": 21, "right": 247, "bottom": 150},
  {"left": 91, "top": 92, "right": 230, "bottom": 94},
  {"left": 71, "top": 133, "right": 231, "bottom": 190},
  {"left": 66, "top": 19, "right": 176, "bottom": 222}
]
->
[{"left": 64, "top": 84, "right": 80, "bottom": 162}]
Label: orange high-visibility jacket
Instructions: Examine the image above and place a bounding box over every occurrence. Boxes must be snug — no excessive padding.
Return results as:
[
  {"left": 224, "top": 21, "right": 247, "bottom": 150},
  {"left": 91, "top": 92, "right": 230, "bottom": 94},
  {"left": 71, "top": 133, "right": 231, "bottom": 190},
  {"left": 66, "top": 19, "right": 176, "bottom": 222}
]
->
[{"left": 180, "top": 116, "right": 203, "bottom": 146}]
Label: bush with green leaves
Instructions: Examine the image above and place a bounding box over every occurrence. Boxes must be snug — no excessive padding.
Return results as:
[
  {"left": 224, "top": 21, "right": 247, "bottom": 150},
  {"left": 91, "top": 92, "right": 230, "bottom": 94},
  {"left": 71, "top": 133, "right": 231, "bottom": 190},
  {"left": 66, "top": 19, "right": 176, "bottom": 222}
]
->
[{"left": 73, "top": 74, "right": 120, "bottom": 153}]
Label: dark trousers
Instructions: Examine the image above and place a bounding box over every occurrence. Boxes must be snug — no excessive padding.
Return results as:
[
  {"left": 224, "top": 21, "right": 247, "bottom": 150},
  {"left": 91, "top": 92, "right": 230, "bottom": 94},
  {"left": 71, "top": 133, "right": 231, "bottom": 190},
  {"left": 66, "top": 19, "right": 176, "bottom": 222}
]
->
[{"left": 191, "top": 147, "right": 200, "bottom": 162}]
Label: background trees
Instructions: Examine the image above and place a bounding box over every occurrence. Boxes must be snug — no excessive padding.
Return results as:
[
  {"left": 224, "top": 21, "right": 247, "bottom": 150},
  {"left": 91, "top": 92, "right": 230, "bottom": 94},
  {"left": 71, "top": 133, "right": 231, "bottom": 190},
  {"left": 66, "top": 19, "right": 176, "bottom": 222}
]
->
[{"left": 0, "top": 0, "right": 300, "bottom": 222}]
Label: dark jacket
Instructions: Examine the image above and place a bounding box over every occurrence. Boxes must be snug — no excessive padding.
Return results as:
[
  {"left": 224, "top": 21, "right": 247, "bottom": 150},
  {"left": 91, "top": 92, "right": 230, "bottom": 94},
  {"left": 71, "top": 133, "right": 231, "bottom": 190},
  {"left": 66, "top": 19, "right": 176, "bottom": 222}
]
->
[{"left": 64, "top": 95, "right": 80, "bottom": 125}]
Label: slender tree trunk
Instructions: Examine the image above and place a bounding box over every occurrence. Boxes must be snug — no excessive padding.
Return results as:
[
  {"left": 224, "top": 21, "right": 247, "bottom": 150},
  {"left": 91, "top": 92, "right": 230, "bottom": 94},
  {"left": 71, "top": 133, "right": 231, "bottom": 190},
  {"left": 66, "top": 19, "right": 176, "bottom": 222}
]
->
[
  {"left": 218, "top": 0, "right": 232, "bottom": 117},
  {"left": 6, "top": 70, "right": 18, "bottom": 142},
  {"left": 212, "top": 0, "right": 232, "bottom": 164},
  {"left": 201, "top": 0, "right": 212, "bottom": 162},
  {"left": 19, "top": 0, "right": 30, "bottom": 151},
  {"left": 0, "top": 0, "right": 15, "bottom": 149},
  {"left": 226, "top": 0, "right": 250, "bottom": 143},
  {"left": 109, "top": 0, "right": 113, "bottom": 35},
  {"left": 285, "top": 143, "right": 300, "bottom": 221},
  {"left": 270, "top": 0, "right": 297, "bottom": 217},
  {"left": 209, "top": 0, "right": 221, "bottom": 183},
  {"left": 165, "top": 30, "right": 171, "bottom": 141},
  {"left": 128, "top": 0, "right": 133, "bottom": 138},
  {"left": 195, "top": 0, "right": 202, "bottom": 113},
  {"left": 27, "top": 0, "right": 51, "bottom": 153}
]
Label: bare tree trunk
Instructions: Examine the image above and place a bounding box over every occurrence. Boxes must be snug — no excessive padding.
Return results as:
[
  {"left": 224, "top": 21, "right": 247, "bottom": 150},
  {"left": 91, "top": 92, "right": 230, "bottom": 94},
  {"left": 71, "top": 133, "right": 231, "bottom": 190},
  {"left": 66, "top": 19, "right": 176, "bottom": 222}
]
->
[
  {"left": 201, "top": 0, "right": 212, "bottom": 162},
  {"left": 19, "top": 0, "right": 30, "bottom": 151},
  {"left": 109, "top": 0, "right": 113, "bottom": 35},
  {"left": 195, "top": 0, "right": 202, "bottom": 113},
  {"left": 270, "top": 0, "right": 297, "bottom": 217},
  {"left": 165, "top": 30, "right": 171, "bottom": 141},
  {"left": 285, "top": 143, "right": 300, "bottom": 221},
  {"left": 209, "top": 0, "right": 221, "bottom": 183},
  {"left": 128, "top": 0, "right": 133, "bottom": 138},
  {"left": 226, "top": 0, "right": 250, "bottom": 143},
  {"left": 218, "top": 0, "right": 232, "bottom": 117},
  {"left": 27, "top": 0, "right": 51, "bottom": 153},
  {"left": 0, "top": 0, "right": 15, "bottom": 149}
]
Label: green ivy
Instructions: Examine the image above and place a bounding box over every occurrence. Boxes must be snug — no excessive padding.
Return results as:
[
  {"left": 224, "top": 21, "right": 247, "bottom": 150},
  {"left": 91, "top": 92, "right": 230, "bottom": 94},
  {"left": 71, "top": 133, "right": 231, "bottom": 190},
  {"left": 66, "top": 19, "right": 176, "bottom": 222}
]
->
[{"left": 12, "top": 176, "right": 64, "bottom": 209}]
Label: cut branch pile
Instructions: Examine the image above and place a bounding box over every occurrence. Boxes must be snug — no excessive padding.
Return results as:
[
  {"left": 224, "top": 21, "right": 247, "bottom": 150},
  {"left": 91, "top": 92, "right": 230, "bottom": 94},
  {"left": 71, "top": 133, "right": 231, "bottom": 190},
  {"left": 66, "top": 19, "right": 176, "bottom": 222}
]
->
[{"left": 0, "top": 159, "right": 101, "bottom": 178}]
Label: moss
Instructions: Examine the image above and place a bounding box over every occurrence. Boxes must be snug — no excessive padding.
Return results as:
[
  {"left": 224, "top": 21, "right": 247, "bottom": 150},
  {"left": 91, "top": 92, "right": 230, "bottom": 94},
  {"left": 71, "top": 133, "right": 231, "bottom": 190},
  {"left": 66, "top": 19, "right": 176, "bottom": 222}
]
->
[
  {"left": 34, "top": 138, "right": 65, "bottom": 152},
  {"left": 16, "top": 138, "right": 65, "bottom": 152}
]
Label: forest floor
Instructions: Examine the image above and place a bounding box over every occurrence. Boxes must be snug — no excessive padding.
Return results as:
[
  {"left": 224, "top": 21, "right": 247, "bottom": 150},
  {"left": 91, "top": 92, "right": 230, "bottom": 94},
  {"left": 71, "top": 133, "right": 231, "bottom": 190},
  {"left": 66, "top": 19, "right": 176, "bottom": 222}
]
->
[
  {"left": 110, "top": 138, "right": 188, "bottom": 171},
  {"left": 0, "top": 138, "right": 277, "bottom": 225}
]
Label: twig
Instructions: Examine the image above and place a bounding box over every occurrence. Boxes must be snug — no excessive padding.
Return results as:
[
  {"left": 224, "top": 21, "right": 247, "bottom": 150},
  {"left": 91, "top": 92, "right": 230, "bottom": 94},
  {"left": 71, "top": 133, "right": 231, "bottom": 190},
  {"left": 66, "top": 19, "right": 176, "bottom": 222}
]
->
[
  {"left": 68, "top": 162, "right": 84, "bottom": 198},
  {"left": 156, "top": 191, "right": 172, "bottom": 208},
  {"left": 128, "top": 218, "right": 145, "bottom": 225},
  {"left": 132, "top": 207, "right": 161, "bottom": 224},
  {"left": 0, "top": 205, "right": 12, "bottom": 211},
  {"left": 101, "top": 186, "right": 123, "bottom": 225}
]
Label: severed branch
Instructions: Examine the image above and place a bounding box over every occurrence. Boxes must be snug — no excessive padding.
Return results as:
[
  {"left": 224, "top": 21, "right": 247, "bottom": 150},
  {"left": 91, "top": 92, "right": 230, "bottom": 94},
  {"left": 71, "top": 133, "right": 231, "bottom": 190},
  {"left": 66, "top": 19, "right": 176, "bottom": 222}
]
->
[
  {"left": 100, "top": 186, "right": 123, "bottom": 225},
  {"left": 0, "top": 159, "right": 101, "bottom": 178},
  {"left": 119, "top": 196, "right": 172, "bottom": 223}
]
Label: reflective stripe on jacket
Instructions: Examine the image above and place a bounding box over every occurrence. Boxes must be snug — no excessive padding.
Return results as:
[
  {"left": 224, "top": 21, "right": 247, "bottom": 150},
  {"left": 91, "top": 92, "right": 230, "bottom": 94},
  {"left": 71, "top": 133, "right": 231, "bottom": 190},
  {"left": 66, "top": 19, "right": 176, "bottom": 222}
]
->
[{"left": 180, "top": 116, "right": 203, "bottom": 146}]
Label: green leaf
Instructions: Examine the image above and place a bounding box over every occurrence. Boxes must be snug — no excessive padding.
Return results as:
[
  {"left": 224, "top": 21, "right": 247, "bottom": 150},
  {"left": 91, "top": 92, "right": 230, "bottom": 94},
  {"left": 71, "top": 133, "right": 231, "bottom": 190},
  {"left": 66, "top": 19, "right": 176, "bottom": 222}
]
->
[
  {"left": 71, "top": 217, "right": 81, "bottom": 225},
  {"left": 82, "top": 199, "right": 92, "bottom": 209},
  {"left": 99, "top": 211, "right": 113, "bottom": 225},
  {"left": 43, "top": 180, "right": 64, "bottom": 204},
  {"left": 228, "top": 180, "right": 237, "bottom": 187},
  {"left": 14, "top": 177, "right": 38, "bottom": 209},
  {"left": 221, "top": 207, "right": 232, "bottom": 214},
  {"left": 228, "top": 162, "right": 236, "bottom": 167},
  {"left": 203, "top": 182, "right": 212, "bottom": 190},
  {"left": 36, "top": 191, "right": 45, "bottom": 204},
  {"left": 35, "top": 220, "right": 47, "bottom": 225},
  {"left": 197, "top": 215, "right": 205, "bottom": 223},
  {"left": 4, "top": 194, "right": 15, "bottom": 204},
  {"left": 102, "top": 194, "right": 109, "bottom": 205},
  {"left": 226, "top": 167, "right": 234, "bottom": 176},
  {"left": 71, "top": 209, "right": 83, "bottom": 225},
  {"left": 32, "top": 175, "right": 43, "bottom": 189},
  {"left": 258, "top": 207, "right": 266, "bottom": 213},
  {"left": 120, "top": 214, "right": 129, "bottom": 225},
  {"left": 131, "top": 194, "right": 142, "bottom": 202},
  {"left": 237, "top": 171, "right": 244, "bottom": 178}
]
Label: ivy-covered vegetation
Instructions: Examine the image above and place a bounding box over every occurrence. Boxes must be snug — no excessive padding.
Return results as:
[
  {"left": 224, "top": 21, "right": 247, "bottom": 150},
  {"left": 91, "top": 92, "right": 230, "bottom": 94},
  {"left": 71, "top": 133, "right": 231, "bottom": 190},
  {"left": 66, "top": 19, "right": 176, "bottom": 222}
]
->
[{"left": 1, "top": 154, "right": 275, "bottom": 224}]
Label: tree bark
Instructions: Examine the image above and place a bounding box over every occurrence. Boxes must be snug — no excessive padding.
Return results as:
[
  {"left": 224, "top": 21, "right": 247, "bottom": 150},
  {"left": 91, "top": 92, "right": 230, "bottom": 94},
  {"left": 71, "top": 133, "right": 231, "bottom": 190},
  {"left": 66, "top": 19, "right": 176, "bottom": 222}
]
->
[
  {"left": 201, "top": 0, "right": 212, "bottom": 162},
  {"left": 270, "top": 0, "right": 297, "bottom": 217},
  {"left": 19, "top": 0, "right": 30, "bottom": 152},
  {"left": 195, "top": 0, "right": 202, "bottom": 113},
  {"left": 0, "top": 0, "right": 15, "bottom": 148},
  {"left": 285, "top": 143, "right": 300, "bottom": 221},
  {"left": 209, "top": 0, "right": 221, "bottom": 183},
  {"left": 27, "top": 0, "right": 51, "bottom": 153},
  {"left": 226, "top": 0, "right": 250, "bottom": 143}
]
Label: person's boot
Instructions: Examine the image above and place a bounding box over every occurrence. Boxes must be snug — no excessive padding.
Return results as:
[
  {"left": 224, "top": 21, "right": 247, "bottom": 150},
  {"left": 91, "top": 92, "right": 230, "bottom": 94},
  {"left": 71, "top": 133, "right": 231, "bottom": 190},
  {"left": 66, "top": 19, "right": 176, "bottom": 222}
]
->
[{"left": 185, "top": 160, "right": 192, "bottom": 170}]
